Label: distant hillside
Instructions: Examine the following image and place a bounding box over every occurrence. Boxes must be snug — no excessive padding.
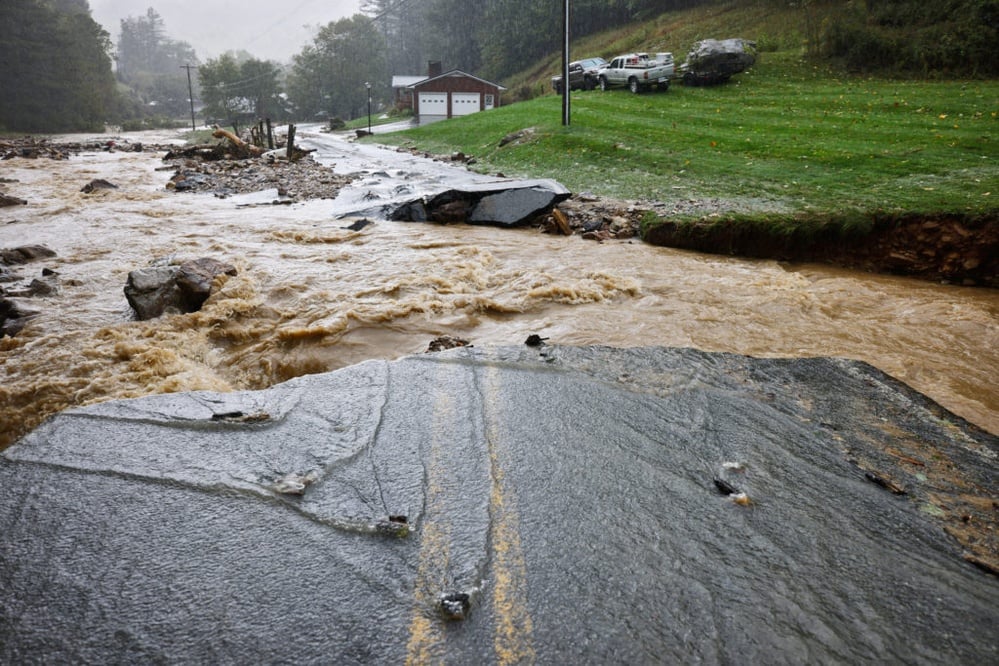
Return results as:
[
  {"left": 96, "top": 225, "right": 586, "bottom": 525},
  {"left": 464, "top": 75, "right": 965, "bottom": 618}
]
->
[{"left": 505, "top": 0, "right": 997, "bottom": 100}]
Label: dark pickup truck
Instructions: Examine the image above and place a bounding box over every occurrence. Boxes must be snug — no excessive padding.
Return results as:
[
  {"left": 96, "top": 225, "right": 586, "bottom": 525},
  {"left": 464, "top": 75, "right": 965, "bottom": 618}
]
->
[{"left": 551, "top": 57, "right": 608, "bottom": 93}]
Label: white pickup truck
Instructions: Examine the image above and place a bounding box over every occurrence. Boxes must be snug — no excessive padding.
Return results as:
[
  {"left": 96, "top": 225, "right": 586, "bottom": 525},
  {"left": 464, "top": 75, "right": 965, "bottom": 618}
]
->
[{"left": 597, "top": 52, "right": 675, "bottom": 93}]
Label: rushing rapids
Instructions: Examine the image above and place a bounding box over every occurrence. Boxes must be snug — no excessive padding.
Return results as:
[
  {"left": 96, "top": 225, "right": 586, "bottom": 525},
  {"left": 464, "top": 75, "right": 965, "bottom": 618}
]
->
[{"left": 0, "top": 128, "right": 996, "bottom": 448}]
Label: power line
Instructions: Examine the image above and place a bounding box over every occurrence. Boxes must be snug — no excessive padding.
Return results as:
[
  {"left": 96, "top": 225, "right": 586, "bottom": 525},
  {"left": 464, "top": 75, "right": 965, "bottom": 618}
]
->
[{"left": 213, "top": 68, "right": 279, "bottom": 90}]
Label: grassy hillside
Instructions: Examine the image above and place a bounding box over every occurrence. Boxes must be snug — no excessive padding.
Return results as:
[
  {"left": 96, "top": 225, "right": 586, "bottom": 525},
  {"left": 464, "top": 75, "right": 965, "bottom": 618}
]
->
[
  {"left": 376, "top": 49, "right": 996, "bottom": 217},
  {"left": 369, "top": 0, "right": 996, "bottom": 282},
  {"left": 505, "top": 0, "right": 823, "bottom": 100}
]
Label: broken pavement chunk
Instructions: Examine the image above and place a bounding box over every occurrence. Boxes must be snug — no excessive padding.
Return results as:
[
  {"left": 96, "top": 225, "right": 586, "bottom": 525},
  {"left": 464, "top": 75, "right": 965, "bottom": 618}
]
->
[{"left": 439, "top": 592, "right": 471, "bottom": 621}]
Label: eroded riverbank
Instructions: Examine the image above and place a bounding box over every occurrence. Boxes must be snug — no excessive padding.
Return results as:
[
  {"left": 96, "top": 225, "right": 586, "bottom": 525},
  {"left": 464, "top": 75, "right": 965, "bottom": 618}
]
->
[{"left": 1, "top": 130, "right": 997, "bottom": 449}]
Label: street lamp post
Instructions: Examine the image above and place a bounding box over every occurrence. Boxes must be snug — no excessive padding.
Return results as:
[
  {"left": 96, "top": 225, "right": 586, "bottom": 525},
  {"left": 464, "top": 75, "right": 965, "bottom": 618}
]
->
[{"left": 365, "top": 82, "right": 372, "bottom": 134}]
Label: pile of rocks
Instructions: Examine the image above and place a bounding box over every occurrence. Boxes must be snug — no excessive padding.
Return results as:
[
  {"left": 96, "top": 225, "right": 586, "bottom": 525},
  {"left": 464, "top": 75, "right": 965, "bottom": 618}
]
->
[
  {"left": 0, "top": 245, "right": 58, "bottom": 337},
  {"left": 1, "top": 137, "right": 151, "bottom": 160},
  {"left": 546, "top": 195, "right": 643, "bottom": 241},
  {"left": 164, "top": 155, "right": 356, "bottom": 201}
]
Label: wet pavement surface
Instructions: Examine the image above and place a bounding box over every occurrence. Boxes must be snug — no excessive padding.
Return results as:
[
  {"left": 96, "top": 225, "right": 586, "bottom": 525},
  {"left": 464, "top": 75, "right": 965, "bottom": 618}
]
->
[{"left": 2, "top": 345, "right": 996, "bottom": 664}]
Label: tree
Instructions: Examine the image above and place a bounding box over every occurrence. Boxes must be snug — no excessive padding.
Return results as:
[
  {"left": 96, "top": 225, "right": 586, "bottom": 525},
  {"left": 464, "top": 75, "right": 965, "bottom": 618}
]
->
[
  {"left": 116, "top": 8, "right": 199, "bottom": 119},
  {"left": 287, "top": 14, "right": 387, "bottom": 120},
  {"left": 479, "top": 0, "right": 557, "bottom": 80},
  {"left": 0, "top": 0, "right": 117, "bottom": 132},
  {"left": 198, "top": 54, "right": 243, "bottom": 126},
  {"left": 422, "top": 0, "right": 485, "bottom": 73},
  {"left": 359, "top": 0, "right": 714, "bottom": 83},
  {"left": 199, "top": 54, "right": 284, "bottom": 128},
  {"left": 363, "top": 0, "right": 428, "bottom": 77}
]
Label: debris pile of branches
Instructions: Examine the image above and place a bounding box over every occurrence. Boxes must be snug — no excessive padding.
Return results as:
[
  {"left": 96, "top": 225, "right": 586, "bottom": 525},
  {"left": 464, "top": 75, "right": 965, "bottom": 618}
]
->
[{"left": 164, "top": 123, "right": 314, "bottom": 163}]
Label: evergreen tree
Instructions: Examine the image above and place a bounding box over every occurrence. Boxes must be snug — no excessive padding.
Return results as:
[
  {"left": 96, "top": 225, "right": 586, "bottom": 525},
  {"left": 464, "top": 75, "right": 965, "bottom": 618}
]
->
[
  {"left": 0, "top": 0, "right": 117, "bottom": 132},
  {"left": 116, "top": 7, "right": 199, "bottom": 119}
]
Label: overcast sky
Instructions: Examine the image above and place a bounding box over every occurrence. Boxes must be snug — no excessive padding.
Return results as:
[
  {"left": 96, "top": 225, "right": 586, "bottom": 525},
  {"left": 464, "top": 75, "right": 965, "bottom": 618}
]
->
[{"left": 89, "top": 0, "right": 363, "bottom": 63}]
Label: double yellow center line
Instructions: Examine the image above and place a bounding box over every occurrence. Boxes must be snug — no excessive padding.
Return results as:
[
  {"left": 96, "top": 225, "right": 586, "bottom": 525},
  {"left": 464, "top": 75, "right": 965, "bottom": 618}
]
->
[{"left": 406, "top": 362, "right": 535, "bottom": 664}]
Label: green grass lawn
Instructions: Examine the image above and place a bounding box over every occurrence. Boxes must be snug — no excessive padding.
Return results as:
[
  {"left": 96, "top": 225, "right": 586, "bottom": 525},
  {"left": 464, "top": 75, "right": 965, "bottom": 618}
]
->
[{"left": 372, "top": 51, "right": 998, "bottom": 220}]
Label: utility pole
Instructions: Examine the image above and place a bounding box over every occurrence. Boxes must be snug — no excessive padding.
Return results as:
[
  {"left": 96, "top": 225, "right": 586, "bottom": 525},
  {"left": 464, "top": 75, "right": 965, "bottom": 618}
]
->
[
  {"left": 181, "top": 64, "right": 197, "bottom": 131},
  {"left": 562, "top": 0, "right": 571, "bottom": 126}
]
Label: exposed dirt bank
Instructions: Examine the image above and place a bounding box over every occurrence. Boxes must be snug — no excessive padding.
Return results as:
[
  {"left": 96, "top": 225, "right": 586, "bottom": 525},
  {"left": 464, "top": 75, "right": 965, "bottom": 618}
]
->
[
  {"left": 398, "top": 146, "right": 999, "bottom": 289},
  {"left": 641, "top": 211, "right": 998, "bottom": 288},
  {"left": 5, "top": 136, "right": 996, "bottom": 288}
]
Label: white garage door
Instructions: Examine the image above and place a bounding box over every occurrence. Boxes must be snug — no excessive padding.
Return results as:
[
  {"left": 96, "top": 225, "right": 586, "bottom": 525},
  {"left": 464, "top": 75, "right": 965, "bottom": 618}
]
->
[
  {"left": 451, "top": 93, "right": 481, "bottom": 116},
  {"left": 418, "top": 92, "right": 447, "bottom": 116}
]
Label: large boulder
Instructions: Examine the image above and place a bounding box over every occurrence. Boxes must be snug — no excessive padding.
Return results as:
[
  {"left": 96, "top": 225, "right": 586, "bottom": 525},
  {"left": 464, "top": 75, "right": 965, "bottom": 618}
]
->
[
  {"left": 124, "top": 258, "right": 236, "bottom": 320},
  {"left": 123, "top": 265, "right": 182, "bottom": 320},
  {"left": 1, "top": 346, "right": 995, "bottom": 663},
  {"left": 175, "top": 257, "right": 238, "bottom": 312},
  {"left": 681, "top": 38, "right": 757, "bottom": 85}
]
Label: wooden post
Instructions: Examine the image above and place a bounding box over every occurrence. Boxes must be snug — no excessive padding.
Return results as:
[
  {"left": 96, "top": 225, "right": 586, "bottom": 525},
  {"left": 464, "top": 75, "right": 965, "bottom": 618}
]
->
[
  {"left": 286, "top": 124, "right": 296, "bottom": 160},
  {"left": 266, "top": 118, "right": 274, "bottom": 149}
]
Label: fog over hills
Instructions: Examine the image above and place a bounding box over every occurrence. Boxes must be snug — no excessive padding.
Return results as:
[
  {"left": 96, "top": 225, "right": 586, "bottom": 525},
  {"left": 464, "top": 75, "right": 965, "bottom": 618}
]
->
[{"left": 89, "top": 0, "right": 362, "bottom": 63}]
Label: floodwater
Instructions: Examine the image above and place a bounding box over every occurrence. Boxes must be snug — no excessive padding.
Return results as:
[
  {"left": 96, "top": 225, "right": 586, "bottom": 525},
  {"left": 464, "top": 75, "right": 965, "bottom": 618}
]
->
[{"left": 1, "top": 126, "right": 996, "bottom": 447}]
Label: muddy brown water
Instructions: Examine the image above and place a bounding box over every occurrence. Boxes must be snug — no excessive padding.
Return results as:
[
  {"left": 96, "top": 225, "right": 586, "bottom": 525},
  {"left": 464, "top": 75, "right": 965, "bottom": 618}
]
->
[{"left": 0, "top": 131, "right": 996, "bottom": 448}]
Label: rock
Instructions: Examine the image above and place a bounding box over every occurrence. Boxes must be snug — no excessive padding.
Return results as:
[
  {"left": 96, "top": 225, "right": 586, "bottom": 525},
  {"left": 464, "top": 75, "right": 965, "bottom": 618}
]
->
[
  {"left": 25, "top": 277, "right": 58, "bottom": 297},
  {"left": 1, "top": 346, "right": 996, "bottom": 662},
  {"left": 163, "top": 154, "right": 355, "bottom": 200},
  {"left": 0, "top": 245, "right": 56, "bottom": 265},
  {"left": 168, "top": 171, "right": 210, "bottom": 191},
  {"left": 498, "top": 127, "right": 535, "bottom": 147},
  {"left": 81, "top": 179, "right": 118, "bottom": 193},
  {"left": 174, "top": 258, "right": 237, "bottom": 312},
  {"left": 439, "top": 592, "right": 471, "bottom": 621},
  {"left": 681, "top": 38, "right": 757, "bottom": 85},
  {"left": 582, "top": 229, "right": 613, "bottom": 242},
  {"left": 431, "top": 199, "right": 472, "bottom": 224},
  {"left": 524, "top": 334, "right": 548, "bottom": 347},
  {"left": 0, "top": 298, "right": 40, "bottom": 337},
  {"left": 0, "top": 193, "right": 26, "bottom": 207},
  {"left": 124, "top": 258, "right": 236, "bottom": 320},
  {"left": 123, "top": 266, "right": 181, "bottom": 320},
  {"left": 426, "top": 335, "right": 471, "bottom": 352},
  {"left": 341, "top": 218, "right": 373, "bottom": 231}
]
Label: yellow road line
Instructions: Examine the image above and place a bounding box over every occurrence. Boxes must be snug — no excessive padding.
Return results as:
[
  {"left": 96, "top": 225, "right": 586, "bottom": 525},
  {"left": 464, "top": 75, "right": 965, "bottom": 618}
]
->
[
  {"left": 405, "top": 387, "right": 452, "bottom": 666},
  {"left": 484, "top": 365, "right": 536, "bottom": 665},
  {"left": 406, "top": 362, "right": 535, "bottom": 665}
]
